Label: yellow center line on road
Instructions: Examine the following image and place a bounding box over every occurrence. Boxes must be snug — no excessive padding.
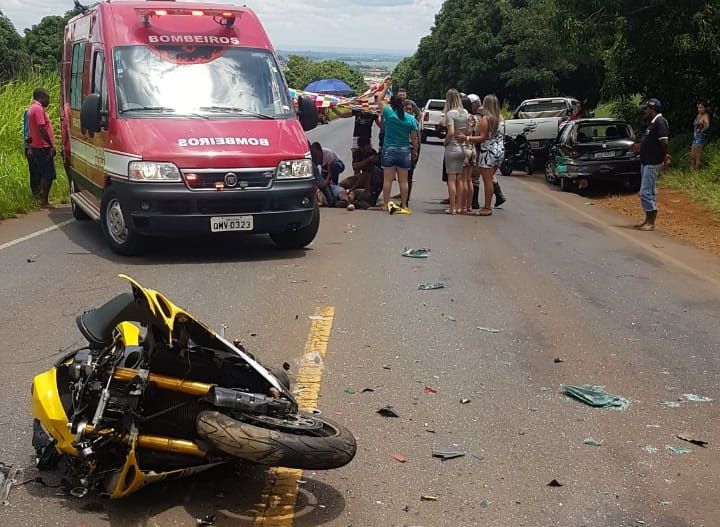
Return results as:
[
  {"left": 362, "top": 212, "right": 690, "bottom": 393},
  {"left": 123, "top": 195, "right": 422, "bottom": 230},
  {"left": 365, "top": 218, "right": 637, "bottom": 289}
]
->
[{"left": 252, "top": 307, "right": 336, "bottom": 527}]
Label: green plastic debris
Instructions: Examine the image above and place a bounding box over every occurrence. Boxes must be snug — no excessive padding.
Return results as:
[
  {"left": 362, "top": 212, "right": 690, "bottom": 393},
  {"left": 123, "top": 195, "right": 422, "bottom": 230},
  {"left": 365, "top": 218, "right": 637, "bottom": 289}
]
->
[
  {"left": 418, "top": 282, "right": 445, "bottom": 290},
  {"left": 561, "top": 384, "right": 630, "bottom": 410},
  {"left": 402, "top": 247, "right": 430, "bottom": 258},
  {"left": 343, "top": 388, "right": 356, "bottom": 395},
  {"left": 583, "top": 437, "right": 603, "bottom": 447},
  {"left": 666, "top": 445, "right": 691, "bottom": 455}
]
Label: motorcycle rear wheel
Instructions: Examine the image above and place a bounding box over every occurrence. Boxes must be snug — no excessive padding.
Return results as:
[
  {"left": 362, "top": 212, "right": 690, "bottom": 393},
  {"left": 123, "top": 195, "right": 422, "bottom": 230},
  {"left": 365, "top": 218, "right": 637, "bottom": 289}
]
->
[{"left": 196, "top": 410, "right": 356, "bottom": 470}]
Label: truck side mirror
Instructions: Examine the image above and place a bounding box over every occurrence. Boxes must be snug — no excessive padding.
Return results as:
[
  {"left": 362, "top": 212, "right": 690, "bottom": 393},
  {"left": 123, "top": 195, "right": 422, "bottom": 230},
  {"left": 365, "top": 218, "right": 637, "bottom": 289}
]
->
[
  {"left": 80, "top": 93, "right": 102, "bottom": 137},
  {"left": 297, "top": 95, "right": 318, "bottom": 132}
]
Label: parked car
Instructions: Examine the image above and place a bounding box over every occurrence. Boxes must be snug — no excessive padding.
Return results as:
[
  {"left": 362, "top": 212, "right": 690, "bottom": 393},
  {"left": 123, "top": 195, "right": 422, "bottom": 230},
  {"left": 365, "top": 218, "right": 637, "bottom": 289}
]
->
[
  {"left": 544, "top": 118, "right": 641, "bottom": 192},
  {"left": 505, "top": 97, "right": 579, "bottom": 155},
  {"left": 420, "top": 99, "right": 446, "bottom": 143}
]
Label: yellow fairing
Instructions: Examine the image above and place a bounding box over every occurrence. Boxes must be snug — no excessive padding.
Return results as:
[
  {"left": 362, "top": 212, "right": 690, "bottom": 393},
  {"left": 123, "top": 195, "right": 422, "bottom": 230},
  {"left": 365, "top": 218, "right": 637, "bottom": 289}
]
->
[
  {"left": 116, "top": 321, "right": 140, "bottom": 346},
  {"left": 118, "top": 274, "right": 215, "bottom": 344},
  {"left": 31, "top": 368, "right": 77, "bottom": 455}
]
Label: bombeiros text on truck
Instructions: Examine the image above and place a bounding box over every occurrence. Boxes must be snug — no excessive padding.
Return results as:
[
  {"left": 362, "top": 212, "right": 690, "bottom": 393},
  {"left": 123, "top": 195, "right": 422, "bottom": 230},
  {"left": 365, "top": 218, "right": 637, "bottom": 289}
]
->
[{"left": 62, "top": 1, "right": 319, "bottom": 255}]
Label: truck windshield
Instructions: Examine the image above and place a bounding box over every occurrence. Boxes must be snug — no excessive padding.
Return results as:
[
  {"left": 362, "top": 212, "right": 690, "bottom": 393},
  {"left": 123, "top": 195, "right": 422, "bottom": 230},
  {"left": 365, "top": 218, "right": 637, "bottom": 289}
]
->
[{"left": 113, "top": 46, "right": 293, "bottom": 118}]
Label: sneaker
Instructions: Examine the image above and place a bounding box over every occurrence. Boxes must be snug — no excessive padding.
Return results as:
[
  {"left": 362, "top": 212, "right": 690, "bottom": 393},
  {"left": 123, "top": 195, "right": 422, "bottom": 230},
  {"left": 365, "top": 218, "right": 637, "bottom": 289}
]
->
[
  {"left": 396, "top": 207, "right": 412, "bottom": 215},
  {"left": 347, "top": 203, "right": 355, "bottom": 211},
  {"left": 388, "top": 201, "right": 402, "bottom": 215}
]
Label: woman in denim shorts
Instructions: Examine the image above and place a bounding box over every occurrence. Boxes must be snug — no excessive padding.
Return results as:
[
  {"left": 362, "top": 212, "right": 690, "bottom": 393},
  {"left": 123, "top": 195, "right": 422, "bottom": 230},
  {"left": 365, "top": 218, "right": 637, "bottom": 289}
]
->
[
  {"left": 691, "top": 100, "right": 711, "bottom": 170},
  {"left": 376, "top": 78, "right": 419, "bottom": 213}
]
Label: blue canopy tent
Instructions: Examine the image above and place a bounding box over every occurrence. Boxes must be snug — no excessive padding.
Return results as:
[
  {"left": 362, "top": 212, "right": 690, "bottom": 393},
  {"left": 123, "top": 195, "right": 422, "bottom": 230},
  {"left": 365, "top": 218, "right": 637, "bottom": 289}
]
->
[{"left": 304, "top": 79, "right": 354, "bottom": 97}]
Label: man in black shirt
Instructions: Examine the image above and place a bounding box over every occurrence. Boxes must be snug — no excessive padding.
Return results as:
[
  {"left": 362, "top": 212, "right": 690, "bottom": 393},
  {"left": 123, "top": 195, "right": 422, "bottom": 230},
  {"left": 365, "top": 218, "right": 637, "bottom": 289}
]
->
[
  {"left": 637, "top": 98, "right": 670, "bottom": 231},
  {"left": 350, "top": 110, "right": 379, "bottom": 151}
]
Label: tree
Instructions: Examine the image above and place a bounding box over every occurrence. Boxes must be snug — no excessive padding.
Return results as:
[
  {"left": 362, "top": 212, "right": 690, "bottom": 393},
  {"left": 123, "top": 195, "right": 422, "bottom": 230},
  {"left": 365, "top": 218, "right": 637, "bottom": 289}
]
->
[
  {"left": 24, "top": 15, "right": 66, "bottom": 73},
  {"left": 283, "top": 54, "right": 367, "bottom": 93},
  {"left": 0, "top": 10, "right": 30, "bottom": 81}
]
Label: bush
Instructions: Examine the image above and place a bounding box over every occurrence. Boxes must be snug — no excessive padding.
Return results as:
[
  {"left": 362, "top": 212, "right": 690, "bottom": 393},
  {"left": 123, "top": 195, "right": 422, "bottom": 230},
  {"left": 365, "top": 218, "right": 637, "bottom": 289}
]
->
[{"left": 0, "top": 73, "right": 67, "bottom": 219}]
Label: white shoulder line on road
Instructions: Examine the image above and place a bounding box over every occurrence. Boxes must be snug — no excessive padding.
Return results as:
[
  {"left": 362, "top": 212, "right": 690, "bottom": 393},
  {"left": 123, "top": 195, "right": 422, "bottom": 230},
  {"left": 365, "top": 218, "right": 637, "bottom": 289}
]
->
[
  {"left": 527, "top": 184, "right": 720, "bottom": 292},
  {"left": 0, "top": 219, "right": 75, "bottom": 252}
]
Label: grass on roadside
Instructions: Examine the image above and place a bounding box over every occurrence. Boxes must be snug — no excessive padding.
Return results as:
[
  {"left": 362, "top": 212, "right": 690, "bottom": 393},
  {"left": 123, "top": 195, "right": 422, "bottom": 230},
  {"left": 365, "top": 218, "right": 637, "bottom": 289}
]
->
[
  {"left": 662, "top": 136, "right": 720, "bottom": 217},
  {"left": 0, "top": 73, "right": 68, "bottom": 220}
]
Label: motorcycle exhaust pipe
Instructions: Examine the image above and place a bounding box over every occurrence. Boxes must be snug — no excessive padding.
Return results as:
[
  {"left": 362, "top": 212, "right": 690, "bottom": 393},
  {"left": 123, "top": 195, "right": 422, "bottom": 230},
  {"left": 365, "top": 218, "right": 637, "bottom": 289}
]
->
[
  {"left": 136, "top": 434, "right": 206, "bottom": 458},
  {"left": 113, "top": 367, "right": 214, "bottom": 396}
]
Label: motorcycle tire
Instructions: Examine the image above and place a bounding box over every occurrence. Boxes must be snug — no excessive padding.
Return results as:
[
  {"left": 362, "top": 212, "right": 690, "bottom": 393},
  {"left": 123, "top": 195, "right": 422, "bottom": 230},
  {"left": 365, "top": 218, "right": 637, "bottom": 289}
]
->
[
  {"left": 500, "top": 159, "right": 512, "bottom": 177},
  {"left": 196, "top": 410, "right": 356, "bottom": 470},
  {"left": 527, "top": 155, "right": 535, "bottom": 175}
]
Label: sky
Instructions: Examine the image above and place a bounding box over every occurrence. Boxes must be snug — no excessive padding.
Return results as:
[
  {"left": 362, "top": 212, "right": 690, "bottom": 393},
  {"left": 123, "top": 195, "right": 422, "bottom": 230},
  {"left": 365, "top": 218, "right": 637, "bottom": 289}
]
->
[{"left": 2, "top": 0, "right": 443, "bottom": 53}]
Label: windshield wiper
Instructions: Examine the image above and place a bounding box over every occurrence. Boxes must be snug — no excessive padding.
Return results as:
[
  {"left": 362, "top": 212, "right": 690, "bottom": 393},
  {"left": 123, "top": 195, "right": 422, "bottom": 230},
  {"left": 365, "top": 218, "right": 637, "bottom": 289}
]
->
[
  {"left": 120, "top": 106, "right": 176, "bottom": 114},
  {"left": 198, "top": 106, "right": 274, "bottom": 119}
]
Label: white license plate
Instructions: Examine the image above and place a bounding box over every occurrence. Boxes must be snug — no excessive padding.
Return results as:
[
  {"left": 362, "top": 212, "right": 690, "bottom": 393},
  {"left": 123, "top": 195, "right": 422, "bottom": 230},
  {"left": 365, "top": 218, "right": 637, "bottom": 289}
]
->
[
  {"left": 529, "top": 141, "right": 540, "bottom": 148},
  {"left": 595, "top": 151, "right": 614, "bottom": 159},
  {"left": 210, "top": 215, "right": 253, "bottom": 232}
]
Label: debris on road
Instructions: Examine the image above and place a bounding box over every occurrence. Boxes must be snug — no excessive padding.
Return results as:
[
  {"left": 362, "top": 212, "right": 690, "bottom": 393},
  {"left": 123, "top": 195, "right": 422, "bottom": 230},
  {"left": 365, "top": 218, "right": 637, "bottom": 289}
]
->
[
  {"left": 382, "top": 364, "right": 392, "bottom": 370},
  {"left": 423, "top": 386, "right": 437, "bottom": 394},
  {"left": 361, "top": 388, "right": 375, "bottom": 393},
  {"left": 583, "top": 437, "right": 603, "bottom": 447},
  {"left": 420, "top": 494, "right": 438, "bottom": 501},
  {"left": 479, "top": 499, "right": 491, "bottom": 508},
  {"left": 682, "top": 393, "right": 713, "bottom": 402},
  {"left": 658, "top": 500, "right": 672, "bottom": 506},
  {"left": 477, "top": 326, "right": 501, "bottom": 333},
  {"left": 197, "top": 514, "right": 216, "bottom": 526},
  {"left": 460, "top": 398, "right": 471, "bottom": 404},
  {"left": 402, "top": 247, "right": 430, "bottom": 258},
  {"left": 561, "top": 384, "right": 630, "bottom": 410},
  {"left": 432, "top": 447, "right": 466, "bottom": 460},
  {"left": 377, "top": 406, "right": 400, "bottom": 418},
  {"left": 553, "top": 357, "right": 565, "bottom": 363},
  {"left": 546, "top": 479, "right": 564, "bottom": 487},
  {"left": 666, "top": 445, "right": 691, "bottom": 455},
  {"left": 1, "top": 462, "right": 21, "bottom": 506},
  {"left": 642, "top": 445, "right": 659, "bottom": 454},
  {"left": 658, "top": 400, "right": 681, "bottom": 408},
  {"left": 308, "top": 315, "right": 323, "bottom": 321},
  {"left": 446, "top": 315, "right": 457, "bottom": 322},
  {"left": 676, "top": 432, "right": 708, "bottom": 448},
  {"left": 418, "top": 282, "right": 445, "bottom": 290},
  {"left": 26, "top": 257, "right": 36, "bottom": 263},
  {"left": 390, "top": 453, "right": 407, "bottom": 463}
]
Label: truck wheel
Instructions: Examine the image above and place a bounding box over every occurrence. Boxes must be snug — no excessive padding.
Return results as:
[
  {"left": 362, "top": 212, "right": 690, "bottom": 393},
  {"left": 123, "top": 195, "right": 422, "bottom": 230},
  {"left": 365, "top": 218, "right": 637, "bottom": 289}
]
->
[
  {"left": 70, "top": 178, "right": 89, "bottom": 221},
  {"left": 270, "top": 207, "right": 319, "bottom": 250},
  {"left": 100, "top": 188, "right": 141, "bottom": 256}
]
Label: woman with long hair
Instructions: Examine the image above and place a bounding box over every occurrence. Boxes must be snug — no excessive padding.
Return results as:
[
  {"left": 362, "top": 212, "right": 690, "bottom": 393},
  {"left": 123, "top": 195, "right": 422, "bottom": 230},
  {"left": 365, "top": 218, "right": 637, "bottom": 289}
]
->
[
  {"left": 691, "top": 100, "right": 711, "bottom": 170},
  {"left": 376, "top": 77, "right": 419, "bottom": 213},
  {"left": 460, "top": 96, "right": 476, "bottom": 213},
  {"left": 458, "top": 94, "right": 504, "bottom": 216},
  {"left": 443, "top": 89, "right": 469, "bottom": 214}
]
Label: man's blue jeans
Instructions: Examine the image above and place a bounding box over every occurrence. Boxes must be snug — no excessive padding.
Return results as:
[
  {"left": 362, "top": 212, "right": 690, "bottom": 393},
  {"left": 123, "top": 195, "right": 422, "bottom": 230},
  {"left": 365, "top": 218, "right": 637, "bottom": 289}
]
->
[{"left": 640, "top": 164, "right": 660, "bottom": 212}]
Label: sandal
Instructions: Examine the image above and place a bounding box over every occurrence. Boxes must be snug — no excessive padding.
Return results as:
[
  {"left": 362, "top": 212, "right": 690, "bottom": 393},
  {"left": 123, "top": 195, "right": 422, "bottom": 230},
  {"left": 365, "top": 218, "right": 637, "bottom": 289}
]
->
[
  {"left": 474, "top": 208, "right": 492, "bottom": 216},
  {"left": 444, "top": 209, "right": 456, "bottom": 215}
]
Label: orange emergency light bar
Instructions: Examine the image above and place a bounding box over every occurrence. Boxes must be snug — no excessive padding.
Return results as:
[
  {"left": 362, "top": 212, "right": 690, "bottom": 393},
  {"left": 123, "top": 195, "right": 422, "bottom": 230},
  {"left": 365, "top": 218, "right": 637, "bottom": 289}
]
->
[{"left": 136, "top": 7, "right": 240, "bottom": 27}]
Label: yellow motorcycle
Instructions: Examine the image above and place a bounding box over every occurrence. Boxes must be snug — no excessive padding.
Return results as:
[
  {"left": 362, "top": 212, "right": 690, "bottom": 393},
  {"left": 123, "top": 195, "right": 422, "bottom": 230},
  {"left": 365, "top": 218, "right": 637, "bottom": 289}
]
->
[{"left": 30, "top": 275, "right": 355, "bottom": 498}]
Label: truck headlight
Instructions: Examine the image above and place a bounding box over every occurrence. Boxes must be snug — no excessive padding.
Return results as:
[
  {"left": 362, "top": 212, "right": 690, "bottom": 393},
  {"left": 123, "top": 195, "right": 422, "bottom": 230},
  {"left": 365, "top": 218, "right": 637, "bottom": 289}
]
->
[
  {"left": 276, "top": 159, "right": 314, "bottom": 180},
  {"left": 128, "top": 161, "right": 182, "bottom": 182}
]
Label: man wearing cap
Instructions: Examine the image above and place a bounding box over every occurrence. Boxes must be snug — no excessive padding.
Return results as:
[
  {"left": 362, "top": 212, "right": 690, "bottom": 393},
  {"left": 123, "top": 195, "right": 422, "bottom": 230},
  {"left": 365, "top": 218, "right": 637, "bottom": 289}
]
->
[{"left": 637, "top": 98, "right": 670, "bottom": 231}]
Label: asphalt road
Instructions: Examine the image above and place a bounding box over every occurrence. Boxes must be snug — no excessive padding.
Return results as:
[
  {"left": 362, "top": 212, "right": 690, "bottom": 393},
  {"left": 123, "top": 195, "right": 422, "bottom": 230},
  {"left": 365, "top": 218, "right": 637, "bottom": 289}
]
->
[{"left": 1, "top": 118, "right": 719, "bottom": 527}]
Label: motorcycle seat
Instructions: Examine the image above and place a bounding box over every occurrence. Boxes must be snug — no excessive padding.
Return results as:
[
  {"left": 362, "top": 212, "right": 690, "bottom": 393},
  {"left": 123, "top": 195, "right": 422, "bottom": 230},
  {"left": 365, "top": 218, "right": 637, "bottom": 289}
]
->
[{"left": 76, "top": 293, "right": 146, "bottom": 348}]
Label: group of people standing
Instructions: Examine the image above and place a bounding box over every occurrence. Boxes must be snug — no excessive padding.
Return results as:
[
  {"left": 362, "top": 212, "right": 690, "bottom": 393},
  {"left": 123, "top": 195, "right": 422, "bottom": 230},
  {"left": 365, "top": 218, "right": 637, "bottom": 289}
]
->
[{"left": 442, "top": 89, "right": 506, "bottom": 216}]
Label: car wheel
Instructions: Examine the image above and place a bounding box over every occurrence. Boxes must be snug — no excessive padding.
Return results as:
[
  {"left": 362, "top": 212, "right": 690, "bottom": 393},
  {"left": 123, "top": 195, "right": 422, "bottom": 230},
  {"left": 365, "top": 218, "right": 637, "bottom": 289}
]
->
[
  {"left": 100, "top": 188, "right": 142, "bottom": 256},
  {"left": 559, "top": 177, "right": 575, "bottom": 193},
  {"left": 544, "top": 161, "right": 559, "bottom": 185},
  {"left": 70, "top": 178, "right": 89, "bottom": 221},
  {"left": 270, "top": 206, "right": 320, "bottom": 250}
]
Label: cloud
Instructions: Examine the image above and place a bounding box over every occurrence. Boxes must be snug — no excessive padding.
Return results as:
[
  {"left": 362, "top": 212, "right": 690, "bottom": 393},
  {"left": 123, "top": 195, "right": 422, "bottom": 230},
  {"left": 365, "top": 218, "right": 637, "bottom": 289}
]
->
[{"left": 2, "top": 0, "right": 441, "bottom": 51}]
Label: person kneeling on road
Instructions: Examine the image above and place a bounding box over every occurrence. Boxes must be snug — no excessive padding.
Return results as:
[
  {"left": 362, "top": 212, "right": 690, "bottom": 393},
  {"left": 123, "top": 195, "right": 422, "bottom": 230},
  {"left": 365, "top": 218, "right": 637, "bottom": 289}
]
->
[{"left": 311, "top": 142, "right": 345, "bottom": 185}]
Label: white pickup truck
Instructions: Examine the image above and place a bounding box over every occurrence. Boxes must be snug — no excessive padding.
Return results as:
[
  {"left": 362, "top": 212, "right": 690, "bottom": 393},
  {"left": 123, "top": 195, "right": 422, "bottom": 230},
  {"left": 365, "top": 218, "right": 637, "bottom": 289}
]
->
[
  {"left": 505, "top": 97, "right": 579, "bottom": 154},
  {"left": 420, "top": 99, "right": 446, "bottom": 143}
]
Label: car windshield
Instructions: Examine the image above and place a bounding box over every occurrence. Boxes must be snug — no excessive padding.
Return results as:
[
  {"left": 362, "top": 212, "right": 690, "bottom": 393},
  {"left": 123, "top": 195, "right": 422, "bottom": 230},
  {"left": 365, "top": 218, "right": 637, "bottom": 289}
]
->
[
  {"left": 521, "top": 102, "right": 567, "bottom": 113},
  {"left": 427, "top": 101, "right": 445, "bottom": 111},
  {"left": 576, "top": 123, "right": 633, "bottom": 142},
  {"left": 113, "top": 46, "right": 293, "bottom": 118}
]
